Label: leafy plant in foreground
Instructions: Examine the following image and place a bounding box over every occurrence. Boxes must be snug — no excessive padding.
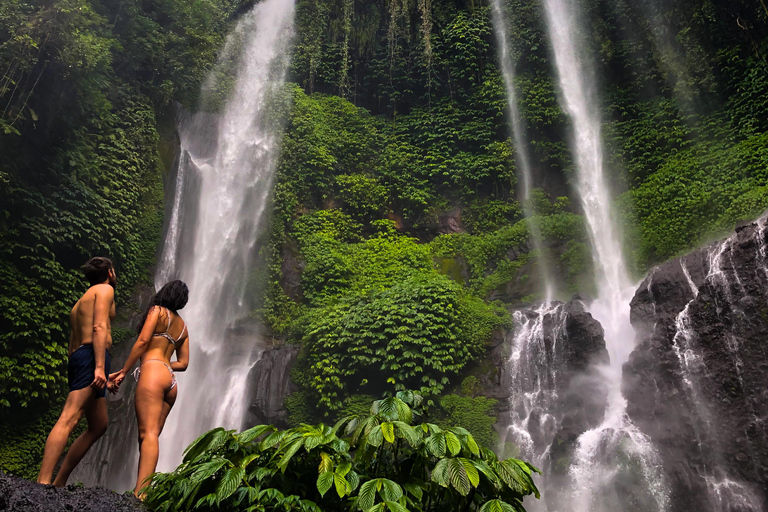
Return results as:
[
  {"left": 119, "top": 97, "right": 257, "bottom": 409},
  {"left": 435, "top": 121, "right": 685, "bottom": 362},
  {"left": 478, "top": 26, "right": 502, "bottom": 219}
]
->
[{"left": 144, "top": 392, "right": 539, "bottom": 512}]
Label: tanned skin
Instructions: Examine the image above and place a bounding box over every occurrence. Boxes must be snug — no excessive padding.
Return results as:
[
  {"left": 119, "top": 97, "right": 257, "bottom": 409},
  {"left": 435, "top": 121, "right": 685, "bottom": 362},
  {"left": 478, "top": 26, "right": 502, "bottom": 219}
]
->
[
  {"left": 111, "top": 306, "right": 189, "bottom": 497},
  {"left": 37, "top": 269, "right": 117, "bottom": 486}
]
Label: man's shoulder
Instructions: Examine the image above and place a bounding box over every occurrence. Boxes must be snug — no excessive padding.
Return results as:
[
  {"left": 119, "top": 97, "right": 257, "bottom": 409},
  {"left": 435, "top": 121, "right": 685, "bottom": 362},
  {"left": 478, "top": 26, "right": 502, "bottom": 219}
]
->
[{"left": 89, "top": 284, "right": 115, "bottom": 299}]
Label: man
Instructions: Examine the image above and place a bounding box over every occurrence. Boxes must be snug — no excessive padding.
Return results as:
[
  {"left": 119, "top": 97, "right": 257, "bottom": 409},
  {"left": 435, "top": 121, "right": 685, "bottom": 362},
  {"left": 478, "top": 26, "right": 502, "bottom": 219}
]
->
[{"left": 37, "top": 256, "right": 116, "bottom": 486}]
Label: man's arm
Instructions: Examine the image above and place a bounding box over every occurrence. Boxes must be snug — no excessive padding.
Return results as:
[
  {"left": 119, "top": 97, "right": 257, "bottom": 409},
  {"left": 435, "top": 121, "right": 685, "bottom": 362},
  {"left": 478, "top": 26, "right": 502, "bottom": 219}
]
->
[{"left": 91, "top": 285, "right": 114, "bottom": 391}]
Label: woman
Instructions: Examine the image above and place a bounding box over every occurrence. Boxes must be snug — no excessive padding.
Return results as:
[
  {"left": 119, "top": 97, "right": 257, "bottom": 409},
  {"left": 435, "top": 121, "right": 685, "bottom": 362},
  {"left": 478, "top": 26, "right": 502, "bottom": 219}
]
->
[{"left": 110, "top": 280, "right": 190, "bottom": 497}]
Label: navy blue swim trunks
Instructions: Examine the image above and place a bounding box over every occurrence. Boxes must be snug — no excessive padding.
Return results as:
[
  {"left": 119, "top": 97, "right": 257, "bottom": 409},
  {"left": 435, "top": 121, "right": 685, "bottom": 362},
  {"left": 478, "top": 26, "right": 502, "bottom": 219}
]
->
[{"left": 68, "top": 344, "right": 111, "bottom": 398}]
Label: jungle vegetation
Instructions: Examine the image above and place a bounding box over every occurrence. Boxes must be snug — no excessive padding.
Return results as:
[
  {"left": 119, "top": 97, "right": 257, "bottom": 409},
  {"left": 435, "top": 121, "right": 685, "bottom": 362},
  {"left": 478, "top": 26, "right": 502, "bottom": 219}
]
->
[{"left": 1, "top": 1, "right": 767, "bottom": 506}]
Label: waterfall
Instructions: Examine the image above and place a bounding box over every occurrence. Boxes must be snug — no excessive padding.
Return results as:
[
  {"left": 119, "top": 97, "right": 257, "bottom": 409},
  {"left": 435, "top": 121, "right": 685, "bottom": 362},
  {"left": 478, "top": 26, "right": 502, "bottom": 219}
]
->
[
  {"left": 154, "top": 0, "right": 295, "bottom": 473},
  {"left": 489, "top": 0, "right": 555, "bottom": 300},
  {"left": 502, "top": 303, "right": 569, "bottom": 466},
  {"left": 669, "top": 243, "right": 762, "bottom": 511},
  {"left": 539, "top": 0, "right": 668, "bottom": 510},
  {"left": 71, "top": 0, "right": 296, "bottom": 490}
]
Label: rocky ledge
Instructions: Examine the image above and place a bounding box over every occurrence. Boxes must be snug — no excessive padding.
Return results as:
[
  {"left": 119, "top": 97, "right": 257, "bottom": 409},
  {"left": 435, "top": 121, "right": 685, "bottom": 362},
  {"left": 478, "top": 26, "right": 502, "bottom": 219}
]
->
[
  {"left": 626, "top": 216, "right": 768, "bottom": 512},
  {"left": 0, "top": 471, "right": 144, "bottom": 512}
]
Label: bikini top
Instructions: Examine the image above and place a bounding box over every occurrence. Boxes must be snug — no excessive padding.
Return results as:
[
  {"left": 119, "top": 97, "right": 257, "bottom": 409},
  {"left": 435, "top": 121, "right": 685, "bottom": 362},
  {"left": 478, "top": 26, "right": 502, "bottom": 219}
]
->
[{"left": 153, "top": 307, "right": 187, "bottom": 347}]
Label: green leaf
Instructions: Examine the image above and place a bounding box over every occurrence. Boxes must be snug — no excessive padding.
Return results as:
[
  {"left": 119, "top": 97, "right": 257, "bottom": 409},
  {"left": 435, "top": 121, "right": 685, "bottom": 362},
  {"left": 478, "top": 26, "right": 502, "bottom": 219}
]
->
[
  {"left": 368, "top": 425, "right": 384, "bottom": 447},
  {"left": 278, "top": 439, "right": 304, "bottom": 472},
  {"left": 317, "top": 472, "right": 334, "bottom": 496},
  {"left": 238, "top": 424, "right": 276, "bottom": 444},
  {"left": 357, "top": 479, "right": 378, "bottom": 510},
  {"left": 445, "top": 431, "right": 461, "bottom": 456},
  {"left": 215, "top": 467, "right": 244, "bottom": 503},
  {"left": 479, "top": 499, "right": 516, "bottom": 512},
  {"left": 334, "top": 473, "right": 351, "bottom": 497},
  {"left": 425, "top": 432, "right": 446, "bottom": 457},
  {"left": 381, "top": 422, "right": 395, "bottom": 443},
  {"left": 318, "top": 452, "right": 333, "bottom": 473},
  {"left": 191, "top": 458, "right": 227, "bottom": 482}
]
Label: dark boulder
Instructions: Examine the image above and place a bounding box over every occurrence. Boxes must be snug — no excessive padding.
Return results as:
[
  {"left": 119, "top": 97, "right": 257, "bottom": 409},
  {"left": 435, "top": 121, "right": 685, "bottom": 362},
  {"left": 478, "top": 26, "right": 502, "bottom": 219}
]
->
[
  {"left": 244, "top": 343, "right": 300, "bottom": 428},
  {"left": 625, "top": 216, "right": 768, "bottom": 512},
  {"left": 490, "top": 299, "right": 609, "bottom": 471}
]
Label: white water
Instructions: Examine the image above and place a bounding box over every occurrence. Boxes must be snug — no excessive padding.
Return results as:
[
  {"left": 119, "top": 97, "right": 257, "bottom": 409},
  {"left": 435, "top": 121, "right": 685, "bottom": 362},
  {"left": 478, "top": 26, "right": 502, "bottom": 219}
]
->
[
  {"left": 154, "top": 0, "right": 295, "bottom": 472},
  {"left": 489, "top": 0, "right": 554, "bottom": 300},
  {"left": 669, "top": 241, "right": 761, "bottom": 511},
  {"left": 541, "top": 0, "right": 668, "bottom": 509},
  {"left": 504, "top": 302, "right": 568, "bottom": 464}
]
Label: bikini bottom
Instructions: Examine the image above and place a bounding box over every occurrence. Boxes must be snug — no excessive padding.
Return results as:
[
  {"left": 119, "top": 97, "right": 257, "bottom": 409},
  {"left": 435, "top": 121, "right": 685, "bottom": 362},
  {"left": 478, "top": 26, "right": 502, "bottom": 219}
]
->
[{"left": 133, "top": 359, "right": 177, "bottom": 390}]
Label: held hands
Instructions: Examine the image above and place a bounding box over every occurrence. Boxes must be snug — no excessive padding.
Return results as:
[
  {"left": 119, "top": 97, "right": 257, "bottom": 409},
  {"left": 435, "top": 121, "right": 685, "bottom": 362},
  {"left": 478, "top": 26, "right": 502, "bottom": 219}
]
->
[
  {"left": 91, "top": 368, "right": 107, "bottom": 391},
  {"left": 109, "top": 369, "right": 126, "bottom": 392}
]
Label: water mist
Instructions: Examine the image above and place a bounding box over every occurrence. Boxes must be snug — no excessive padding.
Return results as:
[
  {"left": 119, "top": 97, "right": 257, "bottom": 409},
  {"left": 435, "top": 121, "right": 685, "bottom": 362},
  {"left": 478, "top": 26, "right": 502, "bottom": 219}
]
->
[
  {"left": 490, "top": 0, "right": 555, "bottom": 300},
  {"left": 540, "top": 0, "right": 668, "bottom": 510}
]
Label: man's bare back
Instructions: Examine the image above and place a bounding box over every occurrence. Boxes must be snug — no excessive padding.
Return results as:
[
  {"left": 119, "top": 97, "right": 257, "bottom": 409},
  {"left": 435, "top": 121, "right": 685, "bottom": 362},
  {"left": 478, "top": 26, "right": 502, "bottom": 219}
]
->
[
  {"left": 38, "top": 257, "right": 117, "bottom": 486},
  {"left": 69, "top": 284, "right": 116, "bottom": 356}
]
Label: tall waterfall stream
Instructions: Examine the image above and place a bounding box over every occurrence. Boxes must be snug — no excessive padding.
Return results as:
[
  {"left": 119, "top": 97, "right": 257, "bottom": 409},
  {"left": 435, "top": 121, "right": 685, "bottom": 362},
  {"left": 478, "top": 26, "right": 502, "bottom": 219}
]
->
[{"left": 72, "top": 0, "right": 296, "bottom": 489}]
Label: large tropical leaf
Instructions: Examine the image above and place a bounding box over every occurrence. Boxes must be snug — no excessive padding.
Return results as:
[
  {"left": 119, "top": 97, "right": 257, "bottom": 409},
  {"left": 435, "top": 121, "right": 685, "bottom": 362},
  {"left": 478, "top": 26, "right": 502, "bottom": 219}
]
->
[
  {"left": 372, "top": 397, "right": 412, "bottom": 423},
  {"left": 238, "top": 424, "right": 276, "bottom": 444},
  {"left": 334, "top": 473, "right": 352, "bottom": 497},
  {"left": 183, "top": 428, "right": 228, "bottom": 463},
  {"left": 319, "top": 452, "right": 333, "bottom": 473},
  {"left": 215, "top": 467, "right": 245, "bottom": 503},
  {"left": 478, "top": 499, "right": 516, "bottom": 512},
  {"left": 381, "top": 422, "right": 396, "bottom": 443},
  {"left": 190, "top": 458, "right": 228, "bottom": 482},
  {"left": 444, "top": 431, "right": 461, "bottom": 456},
  {"left": 368, "top": 425, "right": 384, "bottom": 447},
  {"left": 392, "top": 421, "right": 421, "bottom": 447},
  {"left": 357, "top": 479, "right": 378, "bottom": 510},
  {"left": 277, "top": 439, "right": 304, "bottom": 472},
  {"left": 425, "top": 432, "right": 446, "bottom": 457},
  {"left": 317, "top": 472, "right": 334, "bottom": 496},
  {"left": 367, "top": 501, "right": 409, "bottom": 512}
]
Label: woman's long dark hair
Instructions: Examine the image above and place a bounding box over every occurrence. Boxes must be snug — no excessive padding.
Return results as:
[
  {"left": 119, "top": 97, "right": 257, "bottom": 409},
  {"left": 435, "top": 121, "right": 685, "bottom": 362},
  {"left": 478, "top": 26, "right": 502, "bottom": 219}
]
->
[{"left": 136, "top": 280, "right": 189, "bottom": 334}]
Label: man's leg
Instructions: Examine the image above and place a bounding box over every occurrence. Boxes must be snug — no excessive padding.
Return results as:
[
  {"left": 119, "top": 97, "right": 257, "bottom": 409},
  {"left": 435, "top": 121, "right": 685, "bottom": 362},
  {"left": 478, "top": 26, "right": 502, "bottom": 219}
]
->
[
  {"left": 37, "top": 387, "right": 94, "bottom": 484},
  {"left": 52, "top": 395, "right": 108, "bottom": 487}
]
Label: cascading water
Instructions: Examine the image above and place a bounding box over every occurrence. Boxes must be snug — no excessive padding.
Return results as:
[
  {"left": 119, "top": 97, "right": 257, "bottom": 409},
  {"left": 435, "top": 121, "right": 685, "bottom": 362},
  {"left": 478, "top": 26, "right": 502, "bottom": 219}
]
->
[
  {"left": 489, "top": 0, "right": 554, "bottom": 299},
  {"left": 669, "top": 241, "right": 762, "bottom": 511},
  {"left": 503, "top": 303, "right": 568, "bottom": 463},
  {"left": 71, "top": 0, "right": 296, "bottom": 490},
  {"left": 539, "top": 0, "right": 668, "bottom": 509},
  {"left": 155, "top": 0, "right": 295, "bottom": 473}
]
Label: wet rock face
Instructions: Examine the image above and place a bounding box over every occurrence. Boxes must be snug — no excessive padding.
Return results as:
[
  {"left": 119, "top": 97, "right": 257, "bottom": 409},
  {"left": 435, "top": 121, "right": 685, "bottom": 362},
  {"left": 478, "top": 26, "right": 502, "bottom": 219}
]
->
[
  {"left": 244, "top": 344, "right": 299, "bottom": 429},
  {"left": 492, "top": 300, "right": 609, "bottom": 474},
  {"left": 0, "top": 471, "right": 144, "bottom": 512},
  {"left": 626, "top": 218, "right": 768, "bottom": 512}
]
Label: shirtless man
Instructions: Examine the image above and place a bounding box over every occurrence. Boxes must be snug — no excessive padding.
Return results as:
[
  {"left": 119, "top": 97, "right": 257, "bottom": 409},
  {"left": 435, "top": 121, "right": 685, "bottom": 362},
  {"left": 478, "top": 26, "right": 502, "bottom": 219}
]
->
[{"left": 37, "top": 256, "right": 116, "bottom": 486}]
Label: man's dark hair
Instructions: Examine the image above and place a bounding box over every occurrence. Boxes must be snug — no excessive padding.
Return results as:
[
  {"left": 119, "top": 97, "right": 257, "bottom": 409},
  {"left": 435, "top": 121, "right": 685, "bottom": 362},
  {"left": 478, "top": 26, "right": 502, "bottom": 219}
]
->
[{"left": 82, "top": 257, "right": 113, "bottom": 286}]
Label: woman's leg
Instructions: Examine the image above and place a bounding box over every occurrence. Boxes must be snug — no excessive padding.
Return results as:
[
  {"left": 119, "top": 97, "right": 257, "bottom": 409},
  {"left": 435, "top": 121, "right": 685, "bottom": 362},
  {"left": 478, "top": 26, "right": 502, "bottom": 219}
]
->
[{"left": 134, "top": 363, "right": 174, "bottom": 497}]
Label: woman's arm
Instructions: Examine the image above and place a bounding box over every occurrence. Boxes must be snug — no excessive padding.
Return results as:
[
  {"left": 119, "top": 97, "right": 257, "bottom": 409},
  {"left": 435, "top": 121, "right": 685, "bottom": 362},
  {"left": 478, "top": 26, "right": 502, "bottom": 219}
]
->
[
  {"left": 111, "top": 307, "right": 161, "bottom": 386},
  {"left": 170, "top": 333, "right": 189, "bottom": 372}
]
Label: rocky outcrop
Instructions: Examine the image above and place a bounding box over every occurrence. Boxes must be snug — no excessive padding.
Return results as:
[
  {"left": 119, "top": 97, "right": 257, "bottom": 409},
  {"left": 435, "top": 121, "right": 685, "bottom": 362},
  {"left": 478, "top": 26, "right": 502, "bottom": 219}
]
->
[
  {"left": 244, "top": 343, "right": 300, "bottom": 428},
  {"left": 626, "top": 217, "right": 768, "bottom": 512},
  {"left": 0, "top": 471, "right": 144, "bottom": 512},
  {"left": 491, "top": 299, "right": 609, "bottom": 469}
]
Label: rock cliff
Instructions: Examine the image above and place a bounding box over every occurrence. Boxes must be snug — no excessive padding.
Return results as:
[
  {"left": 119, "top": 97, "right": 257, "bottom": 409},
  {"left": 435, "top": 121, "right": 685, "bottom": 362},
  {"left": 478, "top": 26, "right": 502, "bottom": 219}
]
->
[{"left": 626, "top": 217, "right": 768, "bottom": 512}]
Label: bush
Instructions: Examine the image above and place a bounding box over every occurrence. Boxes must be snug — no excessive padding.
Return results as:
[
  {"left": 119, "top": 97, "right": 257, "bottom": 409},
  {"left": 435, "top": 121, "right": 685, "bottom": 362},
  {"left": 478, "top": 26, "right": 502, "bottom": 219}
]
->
[{"left": 144, "top": 393, "right": 540, "bottom": 512}]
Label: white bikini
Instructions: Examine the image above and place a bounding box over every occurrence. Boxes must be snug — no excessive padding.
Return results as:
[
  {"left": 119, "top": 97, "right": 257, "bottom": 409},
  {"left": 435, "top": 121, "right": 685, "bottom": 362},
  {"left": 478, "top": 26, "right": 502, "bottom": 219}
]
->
[{"left": 133, "top": 307, "right": 186, "bottom": 390}]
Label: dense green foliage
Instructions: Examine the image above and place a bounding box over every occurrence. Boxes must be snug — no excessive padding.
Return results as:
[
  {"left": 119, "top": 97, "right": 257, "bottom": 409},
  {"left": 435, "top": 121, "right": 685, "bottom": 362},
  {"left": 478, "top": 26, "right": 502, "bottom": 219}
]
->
[
  {"left": 2, "top": 0, "right": 768, "bottom": 489},
  {"left": 0, "top": 0, "right": 246, "bottom": 473},
  {"left": 261, "top": 0, "right": 768, "bottom": 445},
  {"left": 145, "top": 393, "right": 540, "bottom": 512}
]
